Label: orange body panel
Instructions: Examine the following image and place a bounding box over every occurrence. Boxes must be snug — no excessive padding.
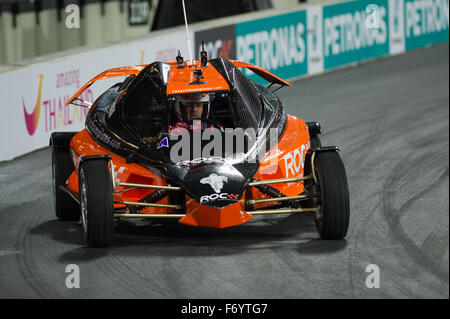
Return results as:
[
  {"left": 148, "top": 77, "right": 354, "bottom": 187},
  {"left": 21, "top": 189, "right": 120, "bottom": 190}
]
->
[
  {"left": 179, "top": 196, "right": 253, "bottom": 228},
  {"left": 68, "top": 129, "right": 170, "bottom": 214},
  {"left": 230, "top": 60, "right": 292, "bottom": 87},
  {"left": 250, "top": 115, "right": 310, "bottom": 209}
]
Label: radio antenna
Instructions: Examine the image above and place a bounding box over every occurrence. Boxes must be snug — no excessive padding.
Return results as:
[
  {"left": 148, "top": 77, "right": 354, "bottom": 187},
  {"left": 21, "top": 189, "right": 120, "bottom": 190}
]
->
[{"left": 182, "top": 0, "right": 194, "bottom": 64}]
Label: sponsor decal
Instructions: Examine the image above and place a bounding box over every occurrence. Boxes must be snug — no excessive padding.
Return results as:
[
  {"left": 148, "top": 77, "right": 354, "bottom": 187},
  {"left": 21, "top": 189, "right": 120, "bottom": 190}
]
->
[
  {"left": 86, "top": 116, "right": 121, "bottom": 150},
  {"left": 142, "top": 136, "right": 157, "bottom": 143},
  {"left": 157, "top": 137, "right": 169, "bottom": 149},
  {"left": 112, "top": 165, "right": 127, "bottom": 183},
  {"left": 322, "top": 0, "right": 389, "bottom": 69},
  {"left": 236, "top": 10, "right": 308, "bottom": 82},
  {"left": 43, "top": 91, "right": 91, "bottom": 132},
  {"left": 200, "top": 173, "right": 228, "bottom": 193},
  {"left": 283, "top": 143, "right": 309, "bottom": 178},
  {"left": 404, "top": 0, "right": 449, "bottom": 50},
  {"left": 23, "top": 70, "right": 92, "bottom": 136},
  {"left": 56, "top": 69, "right": 81, "bottom": 88},
  {"left": 169, "top": 86, "right": 226, "bottom": 94},
  {"left": 194, "top": 25, "right": 236, "bottom": 59},
  {"left": 23, "top": 74, "right": 44, "bottom": 136},
  {"left": 200, "top": 192, "right": 239, "bottom": 204}
]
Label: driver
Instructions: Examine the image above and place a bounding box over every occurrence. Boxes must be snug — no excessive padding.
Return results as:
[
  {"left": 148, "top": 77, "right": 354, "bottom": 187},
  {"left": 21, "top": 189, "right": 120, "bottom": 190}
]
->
[{"left": 169, "top": 93, "right": 222, "bottom": 133}]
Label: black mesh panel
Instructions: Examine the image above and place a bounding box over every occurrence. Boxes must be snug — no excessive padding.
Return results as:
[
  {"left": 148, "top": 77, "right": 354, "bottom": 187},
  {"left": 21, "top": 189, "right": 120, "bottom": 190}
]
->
[
  {"left": 117, "top": 63, "right": 166, "bottom": 146},
  {"left": 210, "top": 59, "right": 263, "bottom": 130}
]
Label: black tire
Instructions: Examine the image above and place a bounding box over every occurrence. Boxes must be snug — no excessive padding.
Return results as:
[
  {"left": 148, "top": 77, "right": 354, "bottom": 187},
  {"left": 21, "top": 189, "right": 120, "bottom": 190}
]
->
[
  {"left": 79, "top": 159, "right": 114, "bottom": 248},
  {"left": 313, "top": 151, "right": 350, "bottom": 239},
  {"left": 51, "top": 140, "right": 80, "bottom": 221}
]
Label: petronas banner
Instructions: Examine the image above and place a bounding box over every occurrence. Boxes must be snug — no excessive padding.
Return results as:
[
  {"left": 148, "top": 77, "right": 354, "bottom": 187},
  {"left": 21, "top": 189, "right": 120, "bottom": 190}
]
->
[{"left": 194, "top": 0, "right": 449, "bottom": 84}]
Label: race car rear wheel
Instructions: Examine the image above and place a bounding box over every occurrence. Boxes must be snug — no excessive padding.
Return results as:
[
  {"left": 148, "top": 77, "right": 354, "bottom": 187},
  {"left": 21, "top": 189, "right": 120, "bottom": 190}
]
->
[
  {"left": 79, "top": 159, "right": 114, "bottom": 248},
  {"left": 51, "top": 137, "right": 80, "bottom": 221},
  {"left": 313, "top": 151, "right": 349, "bottom": 239}
]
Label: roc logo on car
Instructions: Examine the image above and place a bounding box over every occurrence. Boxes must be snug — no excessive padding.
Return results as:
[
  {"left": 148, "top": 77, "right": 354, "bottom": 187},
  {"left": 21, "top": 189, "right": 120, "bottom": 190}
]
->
[{"left": 200, "top": 193, "right": 240, "bottom": 204}]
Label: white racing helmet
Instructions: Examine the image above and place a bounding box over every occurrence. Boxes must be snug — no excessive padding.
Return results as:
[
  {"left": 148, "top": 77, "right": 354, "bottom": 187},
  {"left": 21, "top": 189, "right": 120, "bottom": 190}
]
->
[{"left": 174, "top": 93, "right": 210, "bottom": 122}]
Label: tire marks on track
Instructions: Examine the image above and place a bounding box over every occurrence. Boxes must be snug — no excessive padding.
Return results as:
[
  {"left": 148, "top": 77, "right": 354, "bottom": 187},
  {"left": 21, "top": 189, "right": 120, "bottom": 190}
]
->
[
  {"left": 15, "top": 200, "right": 61, "bottom": 298},
  {"left": 381, "top": 149, "right": 449, "bottom": 282}
]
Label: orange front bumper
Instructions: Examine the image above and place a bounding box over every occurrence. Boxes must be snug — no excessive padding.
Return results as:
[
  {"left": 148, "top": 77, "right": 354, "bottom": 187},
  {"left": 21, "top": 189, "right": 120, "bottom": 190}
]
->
[{"left": 178, "top": 196, "right": 253, "bottom": 228}]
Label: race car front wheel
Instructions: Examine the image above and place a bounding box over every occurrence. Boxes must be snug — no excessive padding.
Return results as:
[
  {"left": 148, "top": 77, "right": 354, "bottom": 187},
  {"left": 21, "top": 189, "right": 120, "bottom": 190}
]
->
[
  {"left": 313, "top": 151, "right": 350, "bottom": 239},
  {"left": 79, "top": 159, "right": 114, "bottom": 248}
]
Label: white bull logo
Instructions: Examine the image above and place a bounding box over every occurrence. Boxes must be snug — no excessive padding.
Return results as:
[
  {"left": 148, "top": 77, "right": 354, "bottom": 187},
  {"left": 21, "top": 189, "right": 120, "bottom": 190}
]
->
[{"left": 200, "top": 174, "right": 228, "bottom": 193}]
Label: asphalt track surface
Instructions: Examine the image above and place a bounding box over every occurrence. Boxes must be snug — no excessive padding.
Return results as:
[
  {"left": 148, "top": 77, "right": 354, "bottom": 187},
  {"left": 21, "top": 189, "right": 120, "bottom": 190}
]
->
[{"left": 0, "top": 43, "right": 448, "bottom": 299}]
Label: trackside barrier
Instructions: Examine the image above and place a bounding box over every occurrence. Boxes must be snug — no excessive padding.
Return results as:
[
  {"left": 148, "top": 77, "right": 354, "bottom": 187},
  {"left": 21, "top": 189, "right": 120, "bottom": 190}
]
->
[
  {"left": 195, "top": 0, "right": 449, "bottom": 83},
  {"left": 0, "top": 0, "right": 448, "bottom": 161},
  {"left": 0, "top": 28, "right": 191, "bottom": 161}
]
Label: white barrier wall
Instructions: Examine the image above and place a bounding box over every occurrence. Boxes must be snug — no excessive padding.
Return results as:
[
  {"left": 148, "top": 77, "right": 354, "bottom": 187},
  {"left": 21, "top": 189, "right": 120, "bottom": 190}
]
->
[{"left": 0, "top": 29, "right": 191, "bottom": 161}]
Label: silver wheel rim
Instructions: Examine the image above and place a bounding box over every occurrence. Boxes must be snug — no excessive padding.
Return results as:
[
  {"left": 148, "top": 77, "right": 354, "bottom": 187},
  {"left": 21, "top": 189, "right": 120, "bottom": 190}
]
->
[
  {"left": 313, "top": 183, "right": 323, "bottom": 225},
  {"left": 312, "top": 159, "right": 323, "bottom": 225},
  {"left": 315, "top": 206, "right": 323, "bottom": 225}
]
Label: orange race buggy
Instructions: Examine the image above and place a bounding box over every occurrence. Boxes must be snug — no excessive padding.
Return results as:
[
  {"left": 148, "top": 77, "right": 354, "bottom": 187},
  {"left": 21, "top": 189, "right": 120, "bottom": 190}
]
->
[{"left": 50, "top": 54, "right": 349, "bottom": 247}]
